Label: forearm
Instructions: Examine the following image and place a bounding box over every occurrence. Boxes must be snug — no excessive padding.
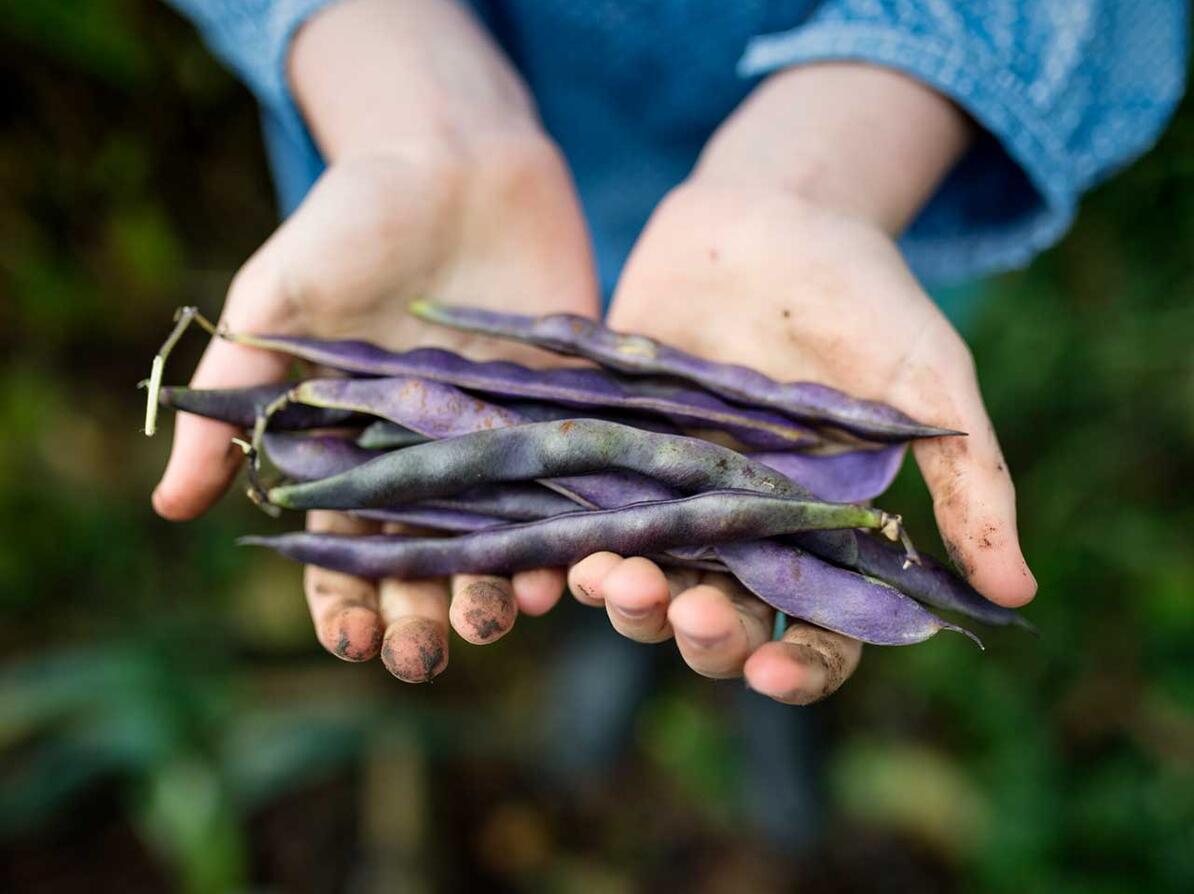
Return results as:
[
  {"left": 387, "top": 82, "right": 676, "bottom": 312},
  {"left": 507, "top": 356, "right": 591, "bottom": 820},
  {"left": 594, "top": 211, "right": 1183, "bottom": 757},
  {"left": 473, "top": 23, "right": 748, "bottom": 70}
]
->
[
  {"left": 288, "top": 0, "right": 541, "bottom": 161},
  {"left": 693, "top": 63, "right": 971, "bottom": 235}
]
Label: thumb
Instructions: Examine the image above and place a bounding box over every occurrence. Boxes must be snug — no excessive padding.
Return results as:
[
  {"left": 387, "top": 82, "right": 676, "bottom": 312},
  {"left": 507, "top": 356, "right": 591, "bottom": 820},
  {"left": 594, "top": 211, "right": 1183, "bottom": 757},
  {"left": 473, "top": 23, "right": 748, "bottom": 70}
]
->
[
  {"left": 899, "top": 347, "right": 1037, "bottom": 608},
  {"left": 152, "top": 251, "right": 294, "bottom": 520}
]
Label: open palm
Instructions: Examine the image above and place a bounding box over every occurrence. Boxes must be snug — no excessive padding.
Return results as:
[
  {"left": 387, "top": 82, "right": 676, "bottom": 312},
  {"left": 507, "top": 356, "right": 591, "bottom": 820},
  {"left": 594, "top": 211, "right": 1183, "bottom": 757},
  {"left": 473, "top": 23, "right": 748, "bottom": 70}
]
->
[
  {"left": 153, "top": 138, "right": 599, "bottom": 679},
  {"left": 568, "top": 180, "right": 1036, "bottom": 704}
]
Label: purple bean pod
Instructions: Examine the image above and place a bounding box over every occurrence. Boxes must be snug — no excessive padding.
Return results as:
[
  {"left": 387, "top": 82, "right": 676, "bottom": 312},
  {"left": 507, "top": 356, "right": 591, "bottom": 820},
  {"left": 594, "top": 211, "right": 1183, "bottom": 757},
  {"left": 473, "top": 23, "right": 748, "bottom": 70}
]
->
[
  {"left": 226, "top": 335, "right": 821, "bottom": 449},
  {"left": 716, "top": 540, "right": 979, "bottom": 646},
  {"left": 160, "top": 384, "right": 363, "bottom": 430},
  {"left": 291, "top": 376, "right": 526, "bottom": 440},
  {"left": 242, "top": 492, "right": 962, "bottom": 647},
  {"left": 263, "top": 433, "right": 377, "bottom": 482},
  {"left": 260, "top": 390, "right": 1016, "bottom": 634},
  {"left": 263, "top": 432, "right": 580, "bottom": 521},
  {"left": 409, "top": 302, "right": 962, "bottom": 442},
  {"left": 246, "top": 490, "right": 893, "bottom": 579},
  {"left": 266, "top": 418, "right": 869, "bottom": 588},
  {"left": 848, "top": 534, "right": 1038, "bottom": 633},
  {"left": 752, "top": 446, "right": 906, "bottom": 504},
  {"left": 268, "top": 420, "right": 817, "bottom": 510}
]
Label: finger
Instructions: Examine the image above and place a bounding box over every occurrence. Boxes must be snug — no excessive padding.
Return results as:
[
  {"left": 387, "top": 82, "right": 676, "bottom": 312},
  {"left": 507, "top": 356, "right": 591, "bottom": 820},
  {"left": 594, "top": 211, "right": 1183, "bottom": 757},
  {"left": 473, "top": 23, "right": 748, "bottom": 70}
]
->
[
  {"left": 152, "top": 252, "right": 293, "bottom": 520},
  {"left": 568, "top": 552, "right": 623, "bottom": 607},
  {"left": 898, "top": 348, "right": 1037, "bottom": 607},
  {"left": 375, "top": 522, "right": 451, "bottom": 682},
  {"left": 378, "top": 576, "right": 451, "bottom": 683},
  {"left": 599, "top": 556, "right": 676, "bottom": 643},
  {"left": 449, "top": 574, "right": 518, "bottom": 644},
  {"left": 511, "top": 567, "right": 566, "bottom": 617},
  {"left": 302, "top": 511, "right": 385, "bottom": 662},
  {"left": 668, "top": 573, "right": 773, "bottom": 679},
  {"left": 744, "top": 621, "right": 862, "bottom": 706}
]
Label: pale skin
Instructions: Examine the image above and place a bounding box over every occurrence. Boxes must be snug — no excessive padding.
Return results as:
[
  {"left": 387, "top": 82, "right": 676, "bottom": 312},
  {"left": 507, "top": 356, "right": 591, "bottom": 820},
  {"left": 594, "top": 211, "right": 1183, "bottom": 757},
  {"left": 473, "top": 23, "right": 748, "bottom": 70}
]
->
[{"left": 154, "top": 0, "right": 1036, "bottom": 703}]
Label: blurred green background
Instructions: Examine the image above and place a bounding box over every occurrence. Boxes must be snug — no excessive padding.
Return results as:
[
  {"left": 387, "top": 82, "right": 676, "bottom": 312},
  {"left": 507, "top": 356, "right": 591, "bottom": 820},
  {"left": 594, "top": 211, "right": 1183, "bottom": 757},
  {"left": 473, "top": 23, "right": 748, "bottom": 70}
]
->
[{"left": 1, "top": 3, "right": 1191, "bottom": 892}]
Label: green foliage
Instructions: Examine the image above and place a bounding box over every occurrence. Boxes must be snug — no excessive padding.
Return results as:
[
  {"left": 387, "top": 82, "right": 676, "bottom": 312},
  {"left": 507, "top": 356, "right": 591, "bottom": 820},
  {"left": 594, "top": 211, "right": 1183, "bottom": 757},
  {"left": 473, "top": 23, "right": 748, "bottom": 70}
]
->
[{"left": 638, "top": 687, "right": 741, "bottom": 823}]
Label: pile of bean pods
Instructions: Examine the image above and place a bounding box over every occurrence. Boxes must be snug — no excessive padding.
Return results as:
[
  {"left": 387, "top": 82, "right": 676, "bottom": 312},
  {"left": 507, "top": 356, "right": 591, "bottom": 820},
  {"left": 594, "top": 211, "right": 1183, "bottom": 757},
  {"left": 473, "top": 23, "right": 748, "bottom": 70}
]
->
[{"left": 145, "top": 303, "right": 1035, "bottom": 648}]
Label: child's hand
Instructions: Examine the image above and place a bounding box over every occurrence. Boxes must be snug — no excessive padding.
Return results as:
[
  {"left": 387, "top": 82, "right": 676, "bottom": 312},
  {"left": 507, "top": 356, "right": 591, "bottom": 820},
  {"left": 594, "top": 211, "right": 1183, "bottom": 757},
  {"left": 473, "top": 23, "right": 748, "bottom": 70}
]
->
[
  {"left": 573, "top": 64, "right": 1037, "bottom": 705},
  {"left": 152, "top": 0, "right": 598, "bottom": 678}
]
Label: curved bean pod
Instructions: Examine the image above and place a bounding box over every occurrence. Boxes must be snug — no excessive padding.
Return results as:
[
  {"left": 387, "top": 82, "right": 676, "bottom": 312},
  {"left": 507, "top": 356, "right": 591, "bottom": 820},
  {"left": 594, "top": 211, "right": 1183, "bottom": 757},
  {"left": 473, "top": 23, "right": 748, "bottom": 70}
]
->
[
  {"left": 159, "top": 384, "right": 362, "bottom": 430},
  {"left": 261, "top": 405, "right": 1020, "bottom": 633},
  {"left": 224, "top": 334, "right": 820, "bottom": 450},
  {"left": 263, "top": 433, "right": 376, "bottom": 482},
  {"left": 263, "top": 432, "right": 581, "bottom": 521},
  {"left": 270, "top": 424, "right": 903, "bottom": 506},
  {"left": 849, "top": 534, "right": 1037, "bottom": 632},
  {"left": 291, "top": 376, "right": 525, "bottom": 440},
  {"left": 243, "top": 494, "right": 966, "bottom": 646},
  {"left": 716, "top": 540, "right": 979, "bottom": 646},
  {"left": 355, "top": 402, "right": 679, "bottom": 448},
  {"left": 266, "top": 419, "right": 866, "bottom": 571},
  {"left": 244, "top": 490, "right": 895, "bottom": 578},
  {"left": 753, "top": 446, "right": 905, "bottom": 504},
  {"left": 409, "top": 302, "right": 962, "bottom": 442},
  {"left": 269, "top": 419, "right": 813, "bottom": 510}
]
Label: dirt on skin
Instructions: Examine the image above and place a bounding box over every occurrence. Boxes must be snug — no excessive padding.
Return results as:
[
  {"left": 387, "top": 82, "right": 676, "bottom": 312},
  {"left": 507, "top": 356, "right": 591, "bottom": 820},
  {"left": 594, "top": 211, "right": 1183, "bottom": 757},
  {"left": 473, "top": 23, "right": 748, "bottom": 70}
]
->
[
  {"left": 381, "top": 617, "right": 447, "bottom": 682},
  {"left": 781, "top": 624, "right": 856, "bottom": 704},
  {"left": 329, "top": 601, "right": 384, "bottom": 662},
  {"left": 459, "top": 579, "right": 517, "bottom": 643}
]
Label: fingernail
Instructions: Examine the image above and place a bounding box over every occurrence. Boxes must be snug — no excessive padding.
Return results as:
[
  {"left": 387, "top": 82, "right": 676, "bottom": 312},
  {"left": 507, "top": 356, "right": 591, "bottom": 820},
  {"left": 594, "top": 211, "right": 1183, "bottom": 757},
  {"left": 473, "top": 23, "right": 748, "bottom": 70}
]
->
[
  {"left": 611, "top": 603, "right": 653, "bottom": 620},
  {"left": 678, "top": 629, "right": 728, "bottom": 650}
]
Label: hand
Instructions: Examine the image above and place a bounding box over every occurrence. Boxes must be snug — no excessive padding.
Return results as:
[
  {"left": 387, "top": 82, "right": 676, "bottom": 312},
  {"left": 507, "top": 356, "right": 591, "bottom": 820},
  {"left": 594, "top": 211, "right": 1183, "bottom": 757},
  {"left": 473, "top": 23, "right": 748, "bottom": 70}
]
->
[
  {"left": 568, "top": 64, "right": 1036, "bottom": 705},
  {"left": 152, "top": 0, "right": 598, "bottom": 679}
]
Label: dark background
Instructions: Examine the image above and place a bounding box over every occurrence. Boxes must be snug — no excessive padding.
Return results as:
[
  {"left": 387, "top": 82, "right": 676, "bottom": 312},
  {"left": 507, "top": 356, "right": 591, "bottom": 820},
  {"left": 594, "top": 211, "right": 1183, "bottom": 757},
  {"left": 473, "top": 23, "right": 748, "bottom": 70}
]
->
[{"left": 1, "top": 2, "right": 1191, "bottom": 891}]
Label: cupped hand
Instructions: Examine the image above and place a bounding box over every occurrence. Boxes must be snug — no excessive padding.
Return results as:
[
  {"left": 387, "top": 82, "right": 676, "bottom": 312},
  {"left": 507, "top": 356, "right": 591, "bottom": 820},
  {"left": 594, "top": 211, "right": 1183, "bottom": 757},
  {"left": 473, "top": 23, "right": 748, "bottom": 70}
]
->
[
  {"left": 570, "top": 179, "right": 1035, "bottom": 704},
  {"left": 153, "top": 135, "right": 599, "bottom": 679}
]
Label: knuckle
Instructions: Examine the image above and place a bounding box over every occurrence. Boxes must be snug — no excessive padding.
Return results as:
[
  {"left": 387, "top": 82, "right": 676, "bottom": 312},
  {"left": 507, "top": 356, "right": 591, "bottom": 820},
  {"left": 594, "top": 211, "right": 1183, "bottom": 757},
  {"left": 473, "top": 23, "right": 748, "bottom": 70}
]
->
[
  {"left": 304, "top": 565, "right": 375, "bottom": 605},
  {"left": 941, "top": 336, "right": 977, "bottom": 379}
]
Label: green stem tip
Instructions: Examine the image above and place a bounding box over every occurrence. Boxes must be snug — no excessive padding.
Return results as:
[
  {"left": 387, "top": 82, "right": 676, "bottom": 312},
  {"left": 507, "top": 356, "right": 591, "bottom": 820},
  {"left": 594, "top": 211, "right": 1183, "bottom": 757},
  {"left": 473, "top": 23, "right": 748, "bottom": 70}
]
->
[{"left": 142, "top": 307, "right": 221, "bottom": 437}]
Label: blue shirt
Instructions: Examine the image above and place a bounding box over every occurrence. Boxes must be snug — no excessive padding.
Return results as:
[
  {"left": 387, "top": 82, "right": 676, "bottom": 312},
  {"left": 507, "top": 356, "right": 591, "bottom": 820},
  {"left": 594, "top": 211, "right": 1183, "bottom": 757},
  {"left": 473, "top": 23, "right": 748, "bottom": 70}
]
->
[{"left": 164, "top": 0, "right": 1187, "bottom": 298}]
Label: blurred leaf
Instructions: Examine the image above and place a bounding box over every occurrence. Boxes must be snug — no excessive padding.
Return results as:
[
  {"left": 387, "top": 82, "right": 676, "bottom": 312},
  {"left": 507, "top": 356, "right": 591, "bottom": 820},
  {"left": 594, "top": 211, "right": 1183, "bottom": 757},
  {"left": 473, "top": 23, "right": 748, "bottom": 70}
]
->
[
  {"left": 0, "top": 0, "right": 151, "bottom": 85},
  {"left": 106, "top": 202, "right": 184, "bottom": 293},
  {"left": 223, "top": 709, "right": 363, "bottom": 810},
  {"left": 832, "top": 738, "right": 989, "bottom": 858},
  {"left": 637, "top": 688, "right": 740, "bottom": 823},
  {"left": 134, "top": 758, "right": 246, "bottom": 894}
]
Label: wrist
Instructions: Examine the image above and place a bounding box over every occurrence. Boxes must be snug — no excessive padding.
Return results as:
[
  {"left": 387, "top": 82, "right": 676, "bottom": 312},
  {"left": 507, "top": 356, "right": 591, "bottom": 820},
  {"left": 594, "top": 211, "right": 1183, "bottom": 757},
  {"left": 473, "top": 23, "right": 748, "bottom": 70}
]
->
[
  {"left": 692, "top": 63, "right": 971, "bottom": 235},
  {"left": 288, "top": 0, "right": 544, "bottom": 163}
]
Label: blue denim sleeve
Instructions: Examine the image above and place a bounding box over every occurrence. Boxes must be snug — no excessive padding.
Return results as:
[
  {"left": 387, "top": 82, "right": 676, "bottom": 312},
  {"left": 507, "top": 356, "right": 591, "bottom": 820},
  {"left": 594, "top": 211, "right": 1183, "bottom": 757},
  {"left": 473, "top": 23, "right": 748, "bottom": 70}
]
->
[
  {"left": 739, "top": 1, "right": 1189, "bottom": 283},
  {"left": 162, "top": 0, "right": 339, "bottom": 214}
]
